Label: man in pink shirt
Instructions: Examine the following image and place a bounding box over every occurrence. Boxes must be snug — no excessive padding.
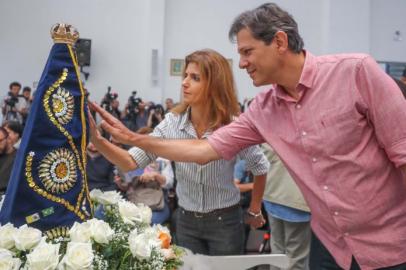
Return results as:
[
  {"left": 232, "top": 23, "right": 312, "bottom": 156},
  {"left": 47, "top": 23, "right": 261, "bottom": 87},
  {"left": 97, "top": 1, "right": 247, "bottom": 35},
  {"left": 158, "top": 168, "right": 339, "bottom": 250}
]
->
[{"left": 92, "top": 3, "right": 406, "bottom": 270}]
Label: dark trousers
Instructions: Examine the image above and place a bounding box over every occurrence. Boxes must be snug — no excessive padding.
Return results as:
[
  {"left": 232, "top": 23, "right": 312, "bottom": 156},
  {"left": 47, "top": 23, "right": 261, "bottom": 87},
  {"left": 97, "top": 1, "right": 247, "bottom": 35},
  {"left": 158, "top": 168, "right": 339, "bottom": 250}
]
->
[
  {"left": 175, "top": 206, "right": 244, "bottom": 255},
  {"left": 309, "top": 231, "right": 406, "bottom": 270}
]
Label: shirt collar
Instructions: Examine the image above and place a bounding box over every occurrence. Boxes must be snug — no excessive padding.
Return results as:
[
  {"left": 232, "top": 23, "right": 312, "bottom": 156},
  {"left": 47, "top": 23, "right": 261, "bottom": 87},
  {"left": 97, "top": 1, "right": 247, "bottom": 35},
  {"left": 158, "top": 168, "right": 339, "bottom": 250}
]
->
[
  {"left": 272, "top": 50, "right": 317, "bottom": 102},
  {"left": 298, "top": 50, "right": 317, "bottom": 89},
  {"left": 179, "top": 107, "right": 191, "bottom": 131}
]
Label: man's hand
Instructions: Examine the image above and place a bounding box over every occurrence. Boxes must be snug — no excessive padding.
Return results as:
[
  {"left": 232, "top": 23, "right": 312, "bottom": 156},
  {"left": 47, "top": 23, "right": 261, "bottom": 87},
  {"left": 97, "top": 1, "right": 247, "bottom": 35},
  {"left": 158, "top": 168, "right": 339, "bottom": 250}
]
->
[
  {"left": 89, "top": 102, "right": 141, "bottom": 145},
  {"left": 244, "top": 211, "right": 266, "bottom": 229}
]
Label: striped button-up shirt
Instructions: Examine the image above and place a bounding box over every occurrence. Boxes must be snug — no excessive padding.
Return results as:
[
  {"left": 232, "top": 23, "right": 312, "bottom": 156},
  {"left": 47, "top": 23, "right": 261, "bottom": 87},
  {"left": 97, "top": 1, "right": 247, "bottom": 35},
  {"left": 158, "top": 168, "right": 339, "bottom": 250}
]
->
[
  {"left": 208, "top": 52, "right": 406, "bottom": 270},
  {"left": 128, "top": 109, "right": 269, "bottom": 213}
]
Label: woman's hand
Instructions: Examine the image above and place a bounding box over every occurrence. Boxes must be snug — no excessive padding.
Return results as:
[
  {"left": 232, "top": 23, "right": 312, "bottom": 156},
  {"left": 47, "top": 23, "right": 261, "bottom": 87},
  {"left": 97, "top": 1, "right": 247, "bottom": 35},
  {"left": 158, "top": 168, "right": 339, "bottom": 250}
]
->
[
  {"left": 89, "top": 102, "right": 137, "bottom": 145},
  {"left": 88, "top": 109, "right": 104, "bottom": 146}
]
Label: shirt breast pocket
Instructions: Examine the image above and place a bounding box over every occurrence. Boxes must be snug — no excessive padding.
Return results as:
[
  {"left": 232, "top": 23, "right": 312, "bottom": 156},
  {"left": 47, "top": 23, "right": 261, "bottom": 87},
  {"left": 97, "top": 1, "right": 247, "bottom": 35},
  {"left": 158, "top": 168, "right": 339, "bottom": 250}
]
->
[{"left": 320, "top": 108, "right": 363, "bottom": 156}]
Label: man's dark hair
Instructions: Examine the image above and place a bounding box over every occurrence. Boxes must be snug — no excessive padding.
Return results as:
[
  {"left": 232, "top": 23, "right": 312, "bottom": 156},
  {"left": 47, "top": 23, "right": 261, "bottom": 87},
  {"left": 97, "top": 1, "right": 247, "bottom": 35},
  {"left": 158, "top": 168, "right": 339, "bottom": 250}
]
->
[
  {"left": 229, "top": 2, "right": 304, "bottom": 53},
  {"left": 23, "top": 86, "right": 31, "bottom": 93},
  {"left": 5, "top": 121, "right": 23, "bottom": 138},
  {"left": 9, "top": 81, "right": 21, "bottom": 90}
]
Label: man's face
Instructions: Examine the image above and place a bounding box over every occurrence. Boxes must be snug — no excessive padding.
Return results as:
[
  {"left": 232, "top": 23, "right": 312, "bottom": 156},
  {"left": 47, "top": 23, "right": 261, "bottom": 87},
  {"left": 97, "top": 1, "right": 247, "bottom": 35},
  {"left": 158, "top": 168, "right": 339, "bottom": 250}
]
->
[
  {"left": 4, "top": 127, "right": 19, "bottom": 147},
  {"left": 0, "top": 131, "right": 7, "bottom": 154},
  {"left": 23, "top": 90, "right": 31, "bottom": 99},
  {"left": 237, "top": 28, "right": 281, "bottom": 86},
  {"left": 165, "top": 98, "right": 174, "bottom": 110},
  {"left": 10, "top": 85, "right": 21, "bottom": 97}
]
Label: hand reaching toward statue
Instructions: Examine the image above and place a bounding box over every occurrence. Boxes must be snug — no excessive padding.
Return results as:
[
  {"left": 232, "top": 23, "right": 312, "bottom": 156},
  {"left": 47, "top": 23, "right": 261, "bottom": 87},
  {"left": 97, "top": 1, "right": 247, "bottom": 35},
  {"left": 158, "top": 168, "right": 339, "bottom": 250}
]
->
[{"left": 89, "top": 102, "right": 138, "bottom": 145}]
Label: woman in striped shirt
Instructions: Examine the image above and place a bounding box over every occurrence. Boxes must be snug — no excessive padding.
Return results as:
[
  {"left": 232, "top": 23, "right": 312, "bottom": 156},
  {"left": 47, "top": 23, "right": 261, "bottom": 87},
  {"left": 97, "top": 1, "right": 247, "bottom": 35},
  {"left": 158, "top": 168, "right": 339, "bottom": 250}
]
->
[{"left": 89, "top": 49, "right": 269, "bottom": 255}]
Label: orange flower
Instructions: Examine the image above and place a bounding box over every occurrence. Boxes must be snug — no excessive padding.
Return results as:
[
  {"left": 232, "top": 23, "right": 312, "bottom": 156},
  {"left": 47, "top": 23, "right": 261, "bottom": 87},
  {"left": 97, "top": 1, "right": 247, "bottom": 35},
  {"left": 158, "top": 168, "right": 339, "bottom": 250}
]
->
[{"left": 158, "top": 231, "right": 171, "bottom": 249}]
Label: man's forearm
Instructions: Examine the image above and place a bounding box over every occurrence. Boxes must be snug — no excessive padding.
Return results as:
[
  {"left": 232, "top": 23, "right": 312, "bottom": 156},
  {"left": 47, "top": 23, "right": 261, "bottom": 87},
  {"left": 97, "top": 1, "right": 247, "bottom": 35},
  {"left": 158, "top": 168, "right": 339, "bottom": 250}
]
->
[
  {"left": 249, "top": 174, "right": 267, "bottom": 213},
  {"left": 131, "top": 134, "right": 220, "bottom": 164}
]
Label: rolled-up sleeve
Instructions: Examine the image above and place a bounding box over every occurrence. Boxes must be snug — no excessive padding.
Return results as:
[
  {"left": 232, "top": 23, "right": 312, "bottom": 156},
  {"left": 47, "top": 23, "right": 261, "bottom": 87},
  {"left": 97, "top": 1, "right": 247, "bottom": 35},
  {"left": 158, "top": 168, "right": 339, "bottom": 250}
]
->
[
  {"left": 356, "top": 56, "right": 406, "bottom": 167},
  {"left": 128, "top": 117, "right": 169, "bottom": 168},
  {"left": 237, "top": 145, "right": 270, "bottom": 175}
]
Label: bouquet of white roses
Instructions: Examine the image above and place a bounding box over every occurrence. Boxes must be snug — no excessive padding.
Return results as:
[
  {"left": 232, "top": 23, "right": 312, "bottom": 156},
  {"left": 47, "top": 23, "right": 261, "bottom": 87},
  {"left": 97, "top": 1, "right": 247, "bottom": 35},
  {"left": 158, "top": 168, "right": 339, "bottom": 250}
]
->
[{"left": 0, "top": 190, "right": 184, "bottom": 270}]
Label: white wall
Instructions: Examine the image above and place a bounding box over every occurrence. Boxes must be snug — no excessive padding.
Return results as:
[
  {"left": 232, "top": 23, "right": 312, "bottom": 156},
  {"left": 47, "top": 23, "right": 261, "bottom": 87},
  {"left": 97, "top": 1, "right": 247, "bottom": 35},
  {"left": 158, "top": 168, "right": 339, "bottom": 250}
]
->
[
  {"left": 163, "top": 0, "right": 329, "bottom": 101},
  {"left": 0, "top": 0, "right": 405, "bottom": 107},
  {"left": 0, "top": 0, "right": 162, "bottom": 106},
  {"left": 370, "top": 0, "right": 406, "bottom": 62}
]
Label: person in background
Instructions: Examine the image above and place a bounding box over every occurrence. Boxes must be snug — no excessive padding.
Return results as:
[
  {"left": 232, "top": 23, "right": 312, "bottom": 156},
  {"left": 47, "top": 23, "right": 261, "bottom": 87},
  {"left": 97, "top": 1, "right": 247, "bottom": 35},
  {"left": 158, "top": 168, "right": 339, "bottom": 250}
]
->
[
  {"left": 20, "top": 86, "right": 32, "bottom": 125},
  {"left": 1, "top": 82, "right": 26, "bottom": 125},
  {"left": 92, "top": 3, "right": 406, "bottom": 269},
  {"left": 165, "top": 98, "right": 175, "bottom": 113},
  {"left": 262, "top": 144, "right": 311, "bottom": 270},
  {"left": 401, "top": 67, "right": 406, "bottom": 85},
  {"left": 0, "top": 121, "right": 23, "bottom": 194},
  {"left": 86, "top": 142, "right": 116, "bottom": 191},
  {"left": 147, "top": 104, "right": 165, "bottom": 129},
  {"left": 114, "top": 127, "right": 174, "bottom": 224},
  {"left": 89, "top": 49, "right": 269, "bottom": 255}
]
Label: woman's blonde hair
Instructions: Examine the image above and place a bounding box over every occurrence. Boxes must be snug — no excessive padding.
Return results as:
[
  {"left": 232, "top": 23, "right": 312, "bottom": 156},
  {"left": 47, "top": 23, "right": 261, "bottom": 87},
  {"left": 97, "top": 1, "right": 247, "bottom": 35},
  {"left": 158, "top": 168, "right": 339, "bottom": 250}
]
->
[{"left": 172, "top": 49, "right": 240, "bottom": 131}]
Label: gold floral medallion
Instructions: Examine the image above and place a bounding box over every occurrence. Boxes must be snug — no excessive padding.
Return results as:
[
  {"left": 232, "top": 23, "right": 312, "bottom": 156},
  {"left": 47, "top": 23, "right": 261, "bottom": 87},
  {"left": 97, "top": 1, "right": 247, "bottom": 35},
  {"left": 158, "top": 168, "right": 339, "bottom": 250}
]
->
[
  {"left": 38, "top": 148, "right": 77, "bottom": 194},
  {"left": 52, "top": 87, "right": 74, "bottom": 125}
]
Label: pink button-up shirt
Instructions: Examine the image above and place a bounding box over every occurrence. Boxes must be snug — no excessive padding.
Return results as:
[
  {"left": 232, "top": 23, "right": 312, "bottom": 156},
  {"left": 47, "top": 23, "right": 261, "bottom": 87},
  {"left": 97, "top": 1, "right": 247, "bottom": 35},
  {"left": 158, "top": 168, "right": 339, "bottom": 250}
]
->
[{"left": 208, "top": 52, "right": 406, "bottom": 270}]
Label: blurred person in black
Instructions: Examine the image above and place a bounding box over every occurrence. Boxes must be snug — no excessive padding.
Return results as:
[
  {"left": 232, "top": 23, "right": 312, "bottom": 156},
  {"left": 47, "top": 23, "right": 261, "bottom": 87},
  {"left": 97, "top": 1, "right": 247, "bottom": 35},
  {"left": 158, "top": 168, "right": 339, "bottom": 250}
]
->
[
  {"left": 0, "top": 122, "right": 23, "bottom": 195},
  {"left": 123, "top": 95, "right": 148, "bottom": 132},
  {"left": 86, "top": 141, "right": 117, "bottom": 191}
]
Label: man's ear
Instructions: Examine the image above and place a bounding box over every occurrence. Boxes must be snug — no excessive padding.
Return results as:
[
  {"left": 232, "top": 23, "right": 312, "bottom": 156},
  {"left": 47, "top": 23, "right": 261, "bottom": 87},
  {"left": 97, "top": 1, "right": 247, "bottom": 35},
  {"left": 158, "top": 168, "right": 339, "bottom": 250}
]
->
[{"left": 274, "top": 31, "right": 289, "bottom": 53}]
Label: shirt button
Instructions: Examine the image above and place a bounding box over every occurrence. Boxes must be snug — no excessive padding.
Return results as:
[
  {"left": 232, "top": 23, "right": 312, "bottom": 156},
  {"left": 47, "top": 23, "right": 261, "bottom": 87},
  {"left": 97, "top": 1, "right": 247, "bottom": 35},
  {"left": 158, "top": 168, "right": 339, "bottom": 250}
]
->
[
  {"left": 312, "top": 157, "right": 317, "bottom": 162},
  {"left": 323, "top": 186, "right": 329, "bottom": 191},
  {"left": 344, "top": 232, "right": 349, "bottom": 237},
  {"left": 296, "top": 104, "right": 301, "bottom": 109},
  {"left": 334, "top": 211, "right": 339, "bottom": 216},
  {"left": 301, "top": 131, "right": 307, "bottom": 136}
]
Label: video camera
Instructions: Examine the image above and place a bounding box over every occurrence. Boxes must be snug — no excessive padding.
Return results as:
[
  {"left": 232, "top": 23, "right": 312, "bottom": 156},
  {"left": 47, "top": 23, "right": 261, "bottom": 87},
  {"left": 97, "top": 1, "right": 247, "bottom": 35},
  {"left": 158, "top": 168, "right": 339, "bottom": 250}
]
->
[
  {"left": 4, "top": 93, "right": 19, "bottom": 108},
  {"left": 101, "top": 86, "right": 118, "bottom": 112}
]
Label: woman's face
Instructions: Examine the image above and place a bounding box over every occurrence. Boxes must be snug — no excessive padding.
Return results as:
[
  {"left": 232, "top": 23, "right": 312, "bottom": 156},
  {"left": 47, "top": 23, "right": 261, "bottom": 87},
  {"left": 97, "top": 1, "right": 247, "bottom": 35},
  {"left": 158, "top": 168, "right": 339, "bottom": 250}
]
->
[{"left": 182, "top": 62, "right": 205, "bottom": 106}]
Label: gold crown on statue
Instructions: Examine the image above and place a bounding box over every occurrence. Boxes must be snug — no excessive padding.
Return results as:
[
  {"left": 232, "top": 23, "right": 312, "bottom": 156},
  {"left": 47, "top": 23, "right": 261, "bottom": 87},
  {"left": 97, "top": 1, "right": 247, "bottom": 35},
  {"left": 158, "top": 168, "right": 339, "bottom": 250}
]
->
[{"left": 50, "top": 23, "right": 79, "bottom": 45}]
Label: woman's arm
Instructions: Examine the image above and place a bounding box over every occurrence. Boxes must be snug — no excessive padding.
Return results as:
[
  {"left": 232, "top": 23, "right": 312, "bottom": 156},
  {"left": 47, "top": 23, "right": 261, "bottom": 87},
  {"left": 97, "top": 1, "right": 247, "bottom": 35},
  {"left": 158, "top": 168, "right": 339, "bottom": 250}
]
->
[{"left": 88, "top": 111, "right": 138, "bottom": 172}]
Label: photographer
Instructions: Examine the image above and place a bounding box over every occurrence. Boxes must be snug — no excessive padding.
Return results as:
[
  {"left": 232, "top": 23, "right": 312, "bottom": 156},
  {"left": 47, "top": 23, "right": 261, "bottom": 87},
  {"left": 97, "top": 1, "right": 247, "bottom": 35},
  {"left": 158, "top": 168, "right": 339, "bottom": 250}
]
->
[
  {"left": 1, "top": 82, "right": 27, "bottom": 125},
  {"left": 123, "top": 92, "right": 148, "bottom": 132}
]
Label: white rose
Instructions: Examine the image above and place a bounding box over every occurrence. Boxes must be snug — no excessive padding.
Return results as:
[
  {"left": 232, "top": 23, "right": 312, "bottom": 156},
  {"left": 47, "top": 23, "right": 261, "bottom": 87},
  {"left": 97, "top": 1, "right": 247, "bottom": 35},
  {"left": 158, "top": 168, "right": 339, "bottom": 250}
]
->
[
  {"left": 128, "top": 229, "right": 160, "bottom": 259},
  {"left": 0, "top": 223, "right": 17, "bottom": 249},
  {"left": 61, "top": 242, "right": 93, "bottom": 270},
  {"left": 95, "top": 190, "right": 122, "bottom": 205},
  {"left": 69, "top": 222, "right": 91, "bottom": 243},
  {"left": 89, "top": 189, "right": 103, "bottom": 203},
  {"left": 87, "top": 219, "right": 114, "bottom": 244},
  {"left": 136, "top": 204, "right": 152, "bottom": 224},
  {"left": 0, "top": 248, "right": 21, "bottom": 270},
  {"left": 13, "top": 225, "right": 42, "bottom": 251},
  {"left": 118, "top": 201, "right": 142, "bottom": 225},
  {"left": 26, "top": 239, "right": 60, "bottom": 270}
]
